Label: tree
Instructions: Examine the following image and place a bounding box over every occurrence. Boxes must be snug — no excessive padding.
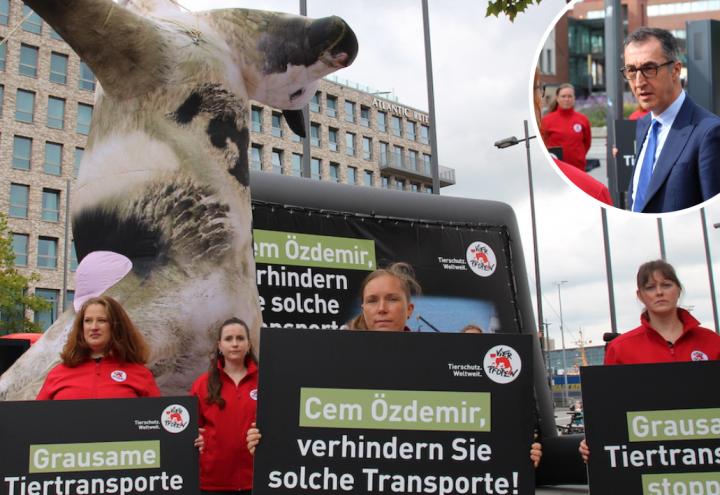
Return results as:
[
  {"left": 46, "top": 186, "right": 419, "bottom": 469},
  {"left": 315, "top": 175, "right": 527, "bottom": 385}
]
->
[
  {"left": 485, "top": 0, "right": 544, "bottom": 21},
  {"left": 0, "top": 213, "right": 51, "bottom": 334}
]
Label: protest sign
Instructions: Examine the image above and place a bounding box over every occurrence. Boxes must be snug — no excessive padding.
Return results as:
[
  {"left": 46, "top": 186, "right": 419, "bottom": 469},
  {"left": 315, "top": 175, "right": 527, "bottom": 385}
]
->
[
  {"left": 253, "top": 329, "right": 535, "bottom": 495},
  {"left": 0, "top": 396, "right": 198, "bottom": 495},
  {"left": 582, "top": 361, "right": 720, "bottom": 495}
]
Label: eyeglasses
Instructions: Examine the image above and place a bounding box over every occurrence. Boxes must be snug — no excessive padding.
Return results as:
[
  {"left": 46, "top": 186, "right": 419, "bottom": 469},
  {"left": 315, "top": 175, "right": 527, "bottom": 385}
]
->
[{"left": 620, "top": 60, "right": 675, "bottom": 80}]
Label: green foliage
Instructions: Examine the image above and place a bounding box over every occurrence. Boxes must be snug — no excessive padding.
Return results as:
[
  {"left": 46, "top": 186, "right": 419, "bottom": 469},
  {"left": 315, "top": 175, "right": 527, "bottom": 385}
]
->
[
  {"left": 579, "top": 105, "right": 608, "bottom": 128},
  {"left": 0, "top": 213, "right": 51, "bottom": 334},
  {"left": 485, "top": 0, "right": 543, "bottom": 21}
]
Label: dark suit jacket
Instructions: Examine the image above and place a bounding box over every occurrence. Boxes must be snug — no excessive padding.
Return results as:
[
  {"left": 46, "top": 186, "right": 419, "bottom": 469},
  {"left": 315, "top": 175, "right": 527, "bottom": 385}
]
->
[{"left": 628, "top": 94, "right": 720, "bottom": 213}]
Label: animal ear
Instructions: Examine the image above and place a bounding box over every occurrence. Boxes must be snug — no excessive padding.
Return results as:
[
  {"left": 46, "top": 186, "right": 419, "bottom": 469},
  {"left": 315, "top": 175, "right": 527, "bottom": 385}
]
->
[{"left": 283, "top": 110, "right": 307, "bottom": 138}]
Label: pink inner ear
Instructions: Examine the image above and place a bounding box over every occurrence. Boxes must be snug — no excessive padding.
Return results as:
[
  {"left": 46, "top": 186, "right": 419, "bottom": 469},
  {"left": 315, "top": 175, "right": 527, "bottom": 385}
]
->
[{"left": 73, "top": 251, "right": 133, "bottom": 312}]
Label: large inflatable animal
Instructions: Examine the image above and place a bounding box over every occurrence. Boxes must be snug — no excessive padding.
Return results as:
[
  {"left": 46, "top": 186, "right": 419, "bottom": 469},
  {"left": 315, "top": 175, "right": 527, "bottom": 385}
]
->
[{"left": 0, "top": 0, "right": 357, "bottom": 399}]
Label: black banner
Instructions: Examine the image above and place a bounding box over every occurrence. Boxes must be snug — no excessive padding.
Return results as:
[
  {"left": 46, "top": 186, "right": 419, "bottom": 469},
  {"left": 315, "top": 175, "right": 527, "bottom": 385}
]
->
[
  {"left": 0, "top": 396, "right": 199, "bottom": 495},
  {"left": 613, "top": 118, "right": 638, "bottom": 209},
  {"left": 254, "top": 329, "right": 535, "bottom": 495},
  {"left": 582, "top": 361, "right": 720, "bottom": 495},
  {"left": 252, "top": 203, "right": 520, "bottom": 334}
]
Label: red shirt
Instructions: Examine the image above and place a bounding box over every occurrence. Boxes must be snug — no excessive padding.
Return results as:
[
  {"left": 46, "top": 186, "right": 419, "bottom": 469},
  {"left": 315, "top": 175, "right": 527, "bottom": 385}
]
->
[
  {"left": 554, "top": 159, "right": 613, "bottom": 206},
  {"left": 542, "top": 108, "right": 592, "bottom": 171},
  {"left": 36, "top": 355, "right": 160, "bottom": 400},
  {"left": 190, "top": 359, "right": 258, "bottom": 491},
  {"left": 605, "top": 308, "right": 720, "bottom": 364}
]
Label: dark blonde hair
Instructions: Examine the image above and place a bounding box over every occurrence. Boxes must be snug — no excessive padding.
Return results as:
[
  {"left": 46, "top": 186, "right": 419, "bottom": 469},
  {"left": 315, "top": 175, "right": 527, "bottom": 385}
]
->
[
  {"left": 359, "top": 262, "right": 421, "bottom": 303},
  {"left": 206, "top": 317, "right": 255, "bottom": 408},
  {"left": 346, "top": 313, "right": 368, "bottom": 330},
  {"left": 461, "top": 324, "right": 484, "bottom": 333},
  {"left": 637, "top": 260, "right": 683, "bottom": 292},
  {"left": 61, "top": 296, "right": 149, "bottom": 367},
  {"left": 548, "top": 83, "right": 575, "bottom": 112}
]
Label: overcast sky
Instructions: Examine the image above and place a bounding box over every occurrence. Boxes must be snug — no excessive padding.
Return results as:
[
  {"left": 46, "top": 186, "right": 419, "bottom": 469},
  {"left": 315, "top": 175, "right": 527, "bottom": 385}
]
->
[{"left": 180, "top": 0, "right": 720, "bottom": 352}]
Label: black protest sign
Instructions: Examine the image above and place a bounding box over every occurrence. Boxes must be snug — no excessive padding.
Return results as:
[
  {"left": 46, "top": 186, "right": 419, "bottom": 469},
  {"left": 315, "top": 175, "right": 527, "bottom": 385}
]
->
[
  {"left": 582, "top": 361, "right": 720, "bottom": 495},
  {"left": 254, "top": 329, "right": 535, "bottom": 495},
  {"left": 613, "top": 118, "right": 638, "bottom": 209},
  {"left": 0, "top": 396, "right": 198, "bottom": 495}
]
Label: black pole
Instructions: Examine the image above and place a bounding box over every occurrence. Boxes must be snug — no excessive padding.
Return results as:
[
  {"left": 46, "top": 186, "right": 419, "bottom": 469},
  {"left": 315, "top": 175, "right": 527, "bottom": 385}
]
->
[
  {"left": 657, "top": 218, "right": 667, "bottom": 260},
  {"left": 701, "top": 208, "right": 720, "bottom": 333},
  {"left": 601, "top": 207, "right": 618, "bottom": 333},
  {"left": 524, "top": 120, "right": 544, "bottom": 338},
  {"left": 300, "top": 0, "right": 311, "bottom": 179},
  {"left": 421, "top": 0, "right": 440, "bottom": 194}
]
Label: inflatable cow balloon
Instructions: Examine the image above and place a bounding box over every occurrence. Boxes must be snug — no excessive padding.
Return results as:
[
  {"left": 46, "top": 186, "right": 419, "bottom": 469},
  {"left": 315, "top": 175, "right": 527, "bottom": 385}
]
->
[{"left": 0, "top": 0, "right": 357, "bottom": 399}]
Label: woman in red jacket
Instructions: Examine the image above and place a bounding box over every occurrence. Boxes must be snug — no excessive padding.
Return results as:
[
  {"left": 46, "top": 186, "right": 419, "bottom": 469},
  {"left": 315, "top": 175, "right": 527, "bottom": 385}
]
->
[
  {"left": 191, "top": 317, "right": 258, "bottom": 495},
  {"left": 36, "top": 295, "right": 160, "bottom": 400},
  {"left": 541, "top": 83, "right": 592, "bottom": 172}
]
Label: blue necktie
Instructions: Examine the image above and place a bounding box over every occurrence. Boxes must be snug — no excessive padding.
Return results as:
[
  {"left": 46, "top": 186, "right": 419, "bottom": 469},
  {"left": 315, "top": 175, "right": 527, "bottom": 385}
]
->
[{"left": 633, "top": 120, "right": 661, "bottom": 212}]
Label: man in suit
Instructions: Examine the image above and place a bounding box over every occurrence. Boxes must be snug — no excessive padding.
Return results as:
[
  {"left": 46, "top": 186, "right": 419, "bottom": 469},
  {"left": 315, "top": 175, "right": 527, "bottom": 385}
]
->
[{"left": 624, "top": 27, "right": 720, "bottom": 213}]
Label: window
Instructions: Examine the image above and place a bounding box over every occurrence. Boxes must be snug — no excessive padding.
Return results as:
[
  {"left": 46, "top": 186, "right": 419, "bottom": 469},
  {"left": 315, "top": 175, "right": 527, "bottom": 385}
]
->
[
  {"left": 49, "top": 27, "right": 63, "bottom": 41},
  {"left": 379, "top": 142, "right": 389, "bottom": 166},
  {"left": 411, "top": 183, "right": 419, "bottom": 193},
  {"left": 250, "top": 144, "right": 262, "bottom": 171},
  {"left": 251, "top": 106, "right": 262, "bottom": 133},
  {"left": 426, "top": 186, "right": 433, "bottom": 194},
  {"left": 0, "top": 40, "right": 5, "bottom": 71},
  {"left": 291, "top": 153, "right": 302, "bottom": 177},
  {"left": 377, "top": 111, "right": 387, "bottom": 132},
  {"left": 364, "top": 170, "right": 373, "bottom": 187},
  {"left": 345, "top": 132, "right": 355, "bottom": 157},
  {"left": 271, "top": 149, "right": 282, "bottom": 173},
  {"left": 393, "top": 145, "right": 403, "bottom": 167},
  {"left": 19, "top": 44, "right": 39, "bottom": 77},
  {"left": 344, "top": 100, "right": 355, "bottom": 123},
  {"left": 79, "top": 61, "right": 96, "bottom": 91},
  {"left": 74, "top": 147, "right": 84, "bottom": 177},
  {"left": 423, "top": 153, "right": 432, "bottom": 174},
  {"left": 70, "top": 241, "right": 78, "bottom": 271},
  {"left": 310, "top": 123, "right": 320, "bottom": 147},
  {"left": 271, "top": 112, "right": 282, "bottom": 137},
  {"left": 360, "top": 106, "right": 370, "bottom": 127},
  {"left": 34, "top": 289, "right": 59, "bottom": 331},
  {"left": 47, "top": 96, "right": 65, "bottom": 129},
  {"left": 396, "top": 179, "right": 405, "bottom": 191},
  {"left": 329, "top": 162, "right": 339, "bottom": 182},
  {"left": 77, "top": 103, "right": 93, "bottom": 135},
  {"left": 12, "top": 136, "right": 32, "bottom": 170},
  {"left": 42, "top": 189, "right": 61, "bottom": 222},
  {"left": 420, "top": 125, "right": 429, "bottom": 144},
  {"left": 0, "top": 84, "right": 3, "bottom": 116},
  {"left": 37, "top": 237, "right": 58, "bottom": 269},
  {"left": 44, "top": 142, "right": 63, "bottom": 175},
  {"left": 328, "top": 128, "right": 338, "bottom": 152},
  {"left": 0, "top": 0, "right": 8, "bottom": 25},
  {"left": 347, "top": 166, "right": 357, "bottom": 185},
  {"left": 15, "top": 89, "right": 35, "bottom": 123},
  {"left": 408, "top": 150, "right": 418, "bottom": 171},
  {"left": 12, "top": 234, "right": 29, "bottom": 266},
  {"left": 49, "top": 52, "right": 68, "bottom": 84},
  {"left": 406, "top": 121, "right": 416, "bottom": 141},
  {"left": 65, "top": 290, "right": 75, "bottom": 312},
  {"left": 311, "top": 158, "right": 321, "bottom": 180},
  {"left": 391, "top": 116, "right": 402, "bottom": 137},
  {"left": 310, "top": 92, "right": 320, "bottom": 112},
  {"left": 326, "top": 95, "right": 337, "bottom": 117},
  {"left": 362, "top": 136, "right": 372, "bottom": 160},
  {"left": 9, "top": 184, "right": 29, "bottom": 218},
  {"left": 22, "top": 6, "right": 42, "bottom": 34},
  {"left": 381, "top": 176, "right": 389, "bottom": 189}
]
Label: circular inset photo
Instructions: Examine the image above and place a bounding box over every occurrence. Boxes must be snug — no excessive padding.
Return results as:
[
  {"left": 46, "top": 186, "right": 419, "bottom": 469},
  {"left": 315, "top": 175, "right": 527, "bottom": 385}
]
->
[{"left": 533, "top": 0, "right": 720, "bottom": 215}]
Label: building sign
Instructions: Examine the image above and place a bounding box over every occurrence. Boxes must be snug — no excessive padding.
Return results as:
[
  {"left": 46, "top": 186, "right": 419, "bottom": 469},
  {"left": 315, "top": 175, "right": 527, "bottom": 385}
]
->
[
  {"left": 253, "top": 329, "right": 535, "bottom": 495},
  {"left": 581, "top": 361, "right": 720, "bottom": 495},
  {"left": 372, "top": 97, "right": 430, "bottom": 124},
  {"left": 0, "top": 397, "right": 199, "bottom": 495}
]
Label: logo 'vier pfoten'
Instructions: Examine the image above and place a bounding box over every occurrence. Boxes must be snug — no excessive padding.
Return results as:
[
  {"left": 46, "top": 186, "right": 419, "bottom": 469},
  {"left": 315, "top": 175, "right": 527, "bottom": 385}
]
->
[
  {"left": 483, "top": 346, "right": 522, "bottom": 384},
  {"left": 161, "top": 404, "right": 190, "bottom": 433},
  {"left": 466, "top": 241, "right": 496, "bottom": 277}
]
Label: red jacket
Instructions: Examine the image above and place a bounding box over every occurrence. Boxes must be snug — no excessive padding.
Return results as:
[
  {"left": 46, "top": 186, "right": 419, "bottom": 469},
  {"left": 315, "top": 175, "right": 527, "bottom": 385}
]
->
[
  {"left": 554, "top": 159, "right": 613, "bottom": 206},
  {"left": 190, "top": 359, "right": 258, "bottom": 491},
  {"left": 36, "top": 355, "right": 160, "bottom": 400},
  {"left": 605, "top": 308, "right": 720, "bottom": 364},
  {"left": 542, "top": 108, "right": 592, "bottom": 171}
]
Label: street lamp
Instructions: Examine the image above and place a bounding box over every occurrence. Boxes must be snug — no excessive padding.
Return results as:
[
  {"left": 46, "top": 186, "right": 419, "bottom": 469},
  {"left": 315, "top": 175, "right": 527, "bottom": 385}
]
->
[
  {"left": 556, "top": 280, "right": 570, "bottom": 407},
  {"left": 494, "top": 122, "right": 543, "bottom": 344}
]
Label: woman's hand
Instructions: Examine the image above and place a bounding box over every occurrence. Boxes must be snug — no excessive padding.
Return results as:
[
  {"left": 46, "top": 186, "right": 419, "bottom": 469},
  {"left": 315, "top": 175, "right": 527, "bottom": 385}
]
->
[
  {"left": 579, "top": 438, "right": 590, "bottom": 464},
  {"left": 194, "top": 427, "right": 205, "bottom": 453},
  {"left": 530, "top": 442, "right": 542, "bottom": 468},
  {"left": 247, "top": 422, "right": 261, "bottom": 456}
]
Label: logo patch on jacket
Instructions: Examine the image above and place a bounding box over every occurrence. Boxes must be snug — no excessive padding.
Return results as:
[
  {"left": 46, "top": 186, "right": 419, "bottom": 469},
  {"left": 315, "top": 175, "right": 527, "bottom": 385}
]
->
[
  {"left": 691, "top": 350, "right": 709, "bottom": 361},
  {"left": 111, "top": 370, "right": 127, "bottom": 382}
]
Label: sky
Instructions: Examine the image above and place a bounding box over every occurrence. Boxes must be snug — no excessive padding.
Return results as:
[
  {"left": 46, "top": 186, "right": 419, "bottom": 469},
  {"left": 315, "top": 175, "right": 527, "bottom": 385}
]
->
[{"left": 179, "top": 0, "right": 720, "bottom": 353}]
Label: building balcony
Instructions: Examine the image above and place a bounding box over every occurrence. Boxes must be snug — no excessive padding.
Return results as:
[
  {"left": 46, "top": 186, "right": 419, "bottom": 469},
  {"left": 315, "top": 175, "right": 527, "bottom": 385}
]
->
[{"left": 379, "top": 152, "right": 455, "bottom": 187}]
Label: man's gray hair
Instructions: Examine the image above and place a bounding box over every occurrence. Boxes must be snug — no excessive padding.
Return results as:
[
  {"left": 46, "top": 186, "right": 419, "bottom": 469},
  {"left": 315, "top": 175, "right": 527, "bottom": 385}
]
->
[{"left": 625, "top": 27, "right": 680, "bottom": 62}]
